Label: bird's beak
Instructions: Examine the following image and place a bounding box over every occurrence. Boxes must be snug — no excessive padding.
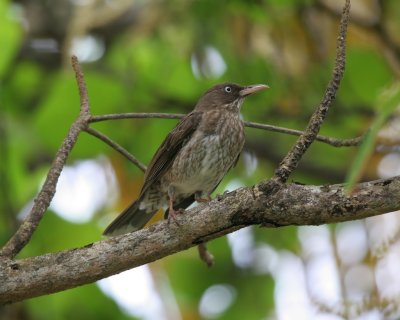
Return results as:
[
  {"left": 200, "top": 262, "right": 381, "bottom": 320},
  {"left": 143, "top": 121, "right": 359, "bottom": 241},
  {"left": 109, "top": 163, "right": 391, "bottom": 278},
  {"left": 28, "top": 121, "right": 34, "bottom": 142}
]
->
[{"left": 240, "top": 84, "right": 269, "bottom": 97}]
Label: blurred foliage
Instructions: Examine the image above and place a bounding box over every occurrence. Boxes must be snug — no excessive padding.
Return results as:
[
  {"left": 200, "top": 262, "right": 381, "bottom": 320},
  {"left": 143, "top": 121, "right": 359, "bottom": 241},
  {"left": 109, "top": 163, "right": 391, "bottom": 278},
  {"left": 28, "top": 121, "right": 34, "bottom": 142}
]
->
[
  {"left": 346, "top": 83, "right": 400, "bottom": 191},
  {"left": 1, "top": 0, "right": 400, "bottom": 319}
]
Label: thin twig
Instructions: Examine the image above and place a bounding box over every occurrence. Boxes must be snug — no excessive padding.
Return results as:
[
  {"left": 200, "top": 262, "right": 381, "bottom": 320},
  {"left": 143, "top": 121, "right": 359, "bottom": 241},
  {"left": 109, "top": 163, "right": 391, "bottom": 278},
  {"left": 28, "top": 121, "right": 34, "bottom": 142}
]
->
[
  {"left": 0, "top": 57, "right": 91, "bottom": 259},
  {"left": 243, "top": 121, "right": 364, "bottom": 147},
  {"left": 71, "top": 55, "right": 90, "bottom": 115},
  {"left": 0, "top": 122, "right": 86, "bottom": 259},
  {"left": 273, "top": 0, "right": 350, "bottom": 183},
  {"left": 90, "top": 113, "right": 362, "bottom": 148},
  {"left": 85, "top": 127, "right": 147, "bottom": 172},
  {"left": 90, "top": 113, "right": 184, "bottom": 122},
  {"left": 197, "top": 243, "right": 214, "bottom": 267}
]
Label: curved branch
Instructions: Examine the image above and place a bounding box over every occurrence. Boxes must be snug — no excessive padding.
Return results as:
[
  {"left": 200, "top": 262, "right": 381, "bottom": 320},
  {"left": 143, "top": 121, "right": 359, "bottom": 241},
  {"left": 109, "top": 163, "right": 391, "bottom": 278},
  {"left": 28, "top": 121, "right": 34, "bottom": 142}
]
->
[
  {"left": 0, "top": 56, "right": 91, "bottom": 259},
  {"left": 91, "top": 113, "right": 363, "bottom": 148},
  {"left": 0, "top": 119, "right": 87, "bottom": 259},
  {"left": 273, "top": 0, "right": 350, "bottom": 183},
  {"left": 1, "top": 175, "right": 399, "bottom": 304}
]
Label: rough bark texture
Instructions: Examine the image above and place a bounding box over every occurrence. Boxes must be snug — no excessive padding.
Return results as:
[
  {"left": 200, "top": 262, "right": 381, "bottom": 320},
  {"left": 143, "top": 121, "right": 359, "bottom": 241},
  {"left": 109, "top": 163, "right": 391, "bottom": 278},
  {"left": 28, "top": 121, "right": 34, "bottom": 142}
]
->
[{"left": 1, "top": 175, "right": 399, "bottom": 304}]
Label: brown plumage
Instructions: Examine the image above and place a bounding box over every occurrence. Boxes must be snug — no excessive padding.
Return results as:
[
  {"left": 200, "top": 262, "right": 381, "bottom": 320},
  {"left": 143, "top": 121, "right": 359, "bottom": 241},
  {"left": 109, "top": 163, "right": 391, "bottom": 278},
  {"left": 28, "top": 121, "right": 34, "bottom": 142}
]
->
[{"left": 103, "top": 83, "right": 268, "bottom": 236}]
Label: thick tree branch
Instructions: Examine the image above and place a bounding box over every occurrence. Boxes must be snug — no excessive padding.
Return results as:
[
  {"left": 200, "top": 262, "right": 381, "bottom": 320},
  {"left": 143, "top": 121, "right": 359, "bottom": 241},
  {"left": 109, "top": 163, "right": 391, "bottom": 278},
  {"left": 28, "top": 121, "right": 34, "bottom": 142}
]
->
[
  {"left": 1, "top": 175, "right": 399, "bottom": 304},
  {"left": 273, "top": 0, "right": 350, "bottom": 183}
]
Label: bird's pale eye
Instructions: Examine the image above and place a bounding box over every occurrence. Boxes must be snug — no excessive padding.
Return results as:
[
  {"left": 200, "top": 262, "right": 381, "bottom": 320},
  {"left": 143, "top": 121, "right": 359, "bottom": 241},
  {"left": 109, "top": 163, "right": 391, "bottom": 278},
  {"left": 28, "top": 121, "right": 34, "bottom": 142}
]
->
[{"left": 224, "top": 86, "right": 232, "bottom": 93}]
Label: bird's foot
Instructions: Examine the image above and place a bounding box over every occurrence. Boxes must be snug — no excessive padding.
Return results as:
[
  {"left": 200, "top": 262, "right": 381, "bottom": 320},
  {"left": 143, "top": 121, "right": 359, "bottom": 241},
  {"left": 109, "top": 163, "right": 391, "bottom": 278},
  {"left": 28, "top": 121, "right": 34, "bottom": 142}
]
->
[
  {"left": 195, "top": 195, "right": 212, "bottom": 203},
  {"left": 216, "top": 190, "right": 230, "bottom": 201},
  {"left": 167, "top": 208, "right": 181, "bottom": 226}
]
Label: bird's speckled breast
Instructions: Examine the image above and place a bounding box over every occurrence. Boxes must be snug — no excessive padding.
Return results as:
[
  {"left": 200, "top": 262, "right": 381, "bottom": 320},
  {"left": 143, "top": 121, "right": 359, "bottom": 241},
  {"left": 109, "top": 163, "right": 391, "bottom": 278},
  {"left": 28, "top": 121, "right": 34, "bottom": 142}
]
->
[{"left": 162, "top": 109, "right": 245, "bottom": 197}]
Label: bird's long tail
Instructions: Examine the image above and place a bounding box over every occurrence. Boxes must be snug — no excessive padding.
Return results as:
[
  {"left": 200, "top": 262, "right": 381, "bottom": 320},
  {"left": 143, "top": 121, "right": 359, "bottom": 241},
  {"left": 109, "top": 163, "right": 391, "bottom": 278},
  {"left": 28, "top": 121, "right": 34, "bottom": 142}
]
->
[{"left": 103, "top": 199, "right": 157, "bottom": 236}]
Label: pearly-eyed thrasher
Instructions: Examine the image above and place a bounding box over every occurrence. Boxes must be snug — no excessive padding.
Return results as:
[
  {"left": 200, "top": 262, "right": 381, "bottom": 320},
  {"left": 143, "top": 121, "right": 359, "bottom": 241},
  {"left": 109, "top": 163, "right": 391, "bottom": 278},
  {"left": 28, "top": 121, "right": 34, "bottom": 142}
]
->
[{"left": 103, "top": 83, "right": 268, "bottom": 236}]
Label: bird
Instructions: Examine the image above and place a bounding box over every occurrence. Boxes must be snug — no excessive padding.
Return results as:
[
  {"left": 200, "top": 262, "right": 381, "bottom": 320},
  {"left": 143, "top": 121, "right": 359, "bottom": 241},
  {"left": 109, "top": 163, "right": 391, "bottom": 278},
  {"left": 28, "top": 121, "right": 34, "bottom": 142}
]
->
[{"left": 103, "top": 82, "right": 268, "bottom": 236}]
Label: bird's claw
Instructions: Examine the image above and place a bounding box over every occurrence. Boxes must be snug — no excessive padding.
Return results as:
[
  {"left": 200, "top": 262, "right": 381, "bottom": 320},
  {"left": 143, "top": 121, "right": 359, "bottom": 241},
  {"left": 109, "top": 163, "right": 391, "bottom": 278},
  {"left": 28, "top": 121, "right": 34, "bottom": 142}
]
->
[
  {"left": 167, "top": 209, "right": 181, "bottom": 226},
  {"left": 216, "top": 190, "right": 230, "bottom": 201}
]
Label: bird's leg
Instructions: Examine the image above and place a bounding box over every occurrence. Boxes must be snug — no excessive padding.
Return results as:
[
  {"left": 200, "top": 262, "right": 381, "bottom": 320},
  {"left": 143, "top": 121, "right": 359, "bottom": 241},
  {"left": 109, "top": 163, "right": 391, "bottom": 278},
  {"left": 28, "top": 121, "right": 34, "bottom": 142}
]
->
[
  {"left": 195, "top": 192, "right": 212, "bottom": 203},
  {"left": 167, "top": 186, "right": 181, "bottom": 226},
  {"left": 168, "top": 197, "right": 180, "bottom": 225}
]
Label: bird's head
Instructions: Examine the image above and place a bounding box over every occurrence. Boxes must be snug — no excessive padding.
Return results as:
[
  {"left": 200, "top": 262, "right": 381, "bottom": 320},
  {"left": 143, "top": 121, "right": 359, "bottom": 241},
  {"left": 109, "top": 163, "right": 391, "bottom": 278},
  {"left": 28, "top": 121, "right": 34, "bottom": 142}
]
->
[{"left": 195, "top": 83, "right": 269, "bottom": 112}]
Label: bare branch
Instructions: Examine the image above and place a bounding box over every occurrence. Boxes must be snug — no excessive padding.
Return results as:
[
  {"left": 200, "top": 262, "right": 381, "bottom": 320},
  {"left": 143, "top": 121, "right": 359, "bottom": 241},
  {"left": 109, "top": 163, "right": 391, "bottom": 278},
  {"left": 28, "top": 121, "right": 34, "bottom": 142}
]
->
[
  {"left": 243, "top": 121, "right": 364, "bottom": 147},
  {"left": 71, "top": 55, "right": 90, "bottom": 115},
  {"left": 1, "top": 175, "right": 399, "bottom": 304},
  {"left": 90, "top": 112, "right": 363, "bottom": 148},
  {"left": 90, "top": 113, "right": 184, "bottom": 122},
  {"left": 273, "top": 0, "right": 350, "bottom": 183},
  {"left": 85, "top": 127, "right": 147, "bottom": 172},
  {"left": 0, "top": 119, "right": 86, "bottom": 259},
  {"left": 0, "top": 57, "right": 91, "bottom": 259}
]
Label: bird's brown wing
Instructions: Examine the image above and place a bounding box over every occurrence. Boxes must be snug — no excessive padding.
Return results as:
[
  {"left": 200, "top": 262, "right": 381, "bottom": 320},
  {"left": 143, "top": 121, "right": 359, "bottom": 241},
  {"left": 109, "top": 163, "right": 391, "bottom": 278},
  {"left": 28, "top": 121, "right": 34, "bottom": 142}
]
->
[{"left": 140, "top": 111, "right": 203, "bottom": 195}]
